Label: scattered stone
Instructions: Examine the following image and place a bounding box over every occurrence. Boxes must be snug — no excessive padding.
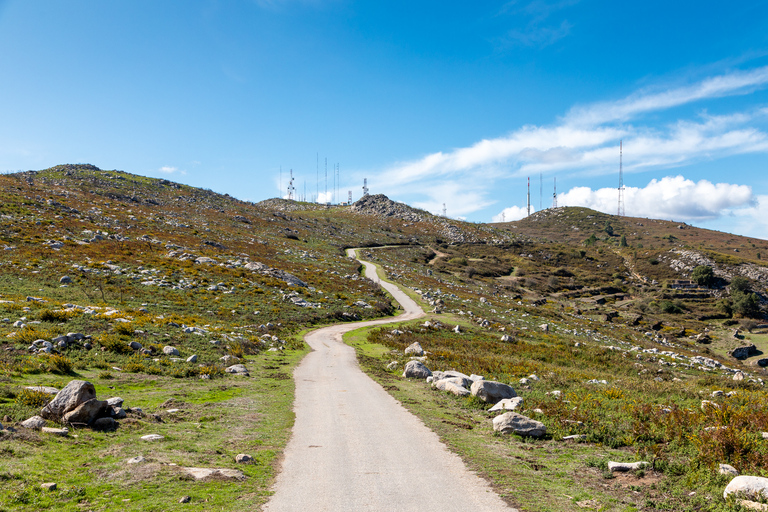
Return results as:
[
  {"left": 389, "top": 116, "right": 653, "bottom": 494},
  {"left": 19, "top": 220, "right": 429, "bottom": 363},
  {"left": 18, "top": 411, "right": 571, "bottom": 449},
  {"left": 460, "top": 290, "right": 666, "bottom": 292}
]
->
[
  {"left": 41, "top": 380, "right": 96, "bottom": 420},
  {"left": 492, "top": 412, "right": 546, "bottom": 437},
  {"left": 141, "top": 434, "right": 164, "bottom": 441},
  {"left": 20, "top": 416, "right": 46, "bottom": 429},
  {"left": 107, "top": 397, "right": 124, "bottom": 407},
  {"left": 562, "top": 434, "right": 587, "bottom": 441},
  {"left": 720, "top": 464, "right": 740, "bottom": 476},
  {"left": 402, "top": 360, "right": 432, "bottom": 379},
  {"left": 163, "top": 346, "right": 180, "bottom": 356},
  {"left": 607, "top": 461, "right": 649, "bottom": 472},
  {"left": 489, "top": 397, "right": 524, "bottom": 412},
  {"left": 724, "top": 475, "right": 768, "bottom": 503},
  {"left": 41, "top": 482, "right": 57, "bottom": 491},
  {"left": 25, "top": 385, "right": 59, "bottom": 395},
  {"left": 470, "top": 380, "right": 516, "bottom": 403},
  {"left": 500, "top": 334, "right": 513, "bottom": 342},
  {"left": 179, "top": 496, "right": 191, "bottom": 503},
  {"left": 129, "top": 341, "right": 142, "bottom": 350},
  {"left": 127, "top": 456, "right": 146, "bottom": 464},
  {"left": 41, "top": 427, "right": 68, "bottom": 436},
  {"left": 235, "top": 454, "right": 253, "bottom": 463},
  {"left": 734, "top": 372, "right": 745, "bottom": 381},
  {"left": 386, "top": 361, "right": 398, "bottom": 371},
  {"left": 59, "top": 276, "right": 72, "bottom": 284},
  {"left": 404, "top": 342, "right": 424, "bottom": 356},
  {"left": 225, "top": 364, "right": 249, "bottom": 375},
  {"left": 539, "top": 323, "right": 549, "bottom": 332},
  {"left": 186, "top": 354, "right": 198, "bottom": 363},
  {"left": 453, "top": 325, "right": 461, "bottom": 334},
  {"left": 181, "top": 467, "right": 246, "bottom": 481}
]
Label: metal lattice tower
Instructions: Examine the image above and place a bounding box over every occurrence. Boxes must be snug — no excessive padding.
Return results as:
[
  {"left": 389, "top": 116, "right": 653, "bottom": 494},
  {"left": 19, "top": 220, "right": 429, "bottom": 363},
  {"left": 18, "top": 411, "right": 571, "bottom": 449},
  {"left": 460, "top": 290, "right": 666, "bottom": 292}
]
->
[
  {"left": 442, "top": 203, "right": 446, "bottom": 217},
  {"left": 287, "top": 170, "right": 295, "bottom": 200},
  {"left": 553, "top": 177, "right": 557, "bottom": 208},
  {"left": 362, "top": 178, "right": 369, "bottom": 196},
  {"left": 348, "top": 190, "right": 352, "bottom": 204},
  {"left": 527, "top": 177, "right": 531, "bottom": 217},
  {"left": 618, "top": 140, "right": 625, "bottom": 216}
]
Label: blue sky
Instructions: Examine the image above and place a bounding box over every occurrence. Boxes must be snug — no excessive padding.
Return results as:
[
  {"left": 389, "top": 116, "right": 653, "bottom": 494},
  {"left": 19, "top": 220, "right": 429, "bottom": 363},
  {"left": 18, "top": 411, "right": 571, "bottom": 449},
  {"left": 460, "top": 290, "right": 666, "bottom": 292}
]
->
[{"left": 2, "top": 1, "right": 768, "bottom": 237}]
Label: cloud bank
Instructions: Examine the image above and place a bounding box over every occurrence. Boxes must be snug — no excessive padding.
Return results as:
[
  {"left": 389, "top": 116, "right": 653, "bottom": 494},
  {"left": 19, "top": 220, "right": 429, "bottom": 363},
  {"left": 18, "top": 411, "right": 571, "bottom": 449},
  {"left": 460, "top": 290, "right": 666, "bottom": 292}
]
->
[
  {"left": 371, "top": 64, "right": 768, "bottom": 226},
  {"left": 557, "top": 176, "right": 754, "bottom": 221}
]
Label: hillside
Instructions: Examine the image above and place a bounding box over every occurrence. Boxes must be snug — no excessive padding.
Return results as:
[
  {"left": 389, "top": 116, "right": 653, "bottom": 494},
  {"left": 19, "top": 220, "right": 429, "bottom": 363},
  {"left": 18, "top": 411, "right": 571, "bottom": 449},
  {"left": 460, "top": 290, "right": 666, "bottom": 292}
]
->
[{"left": 1, "top": 165, "right": 768, "bottom": 511}]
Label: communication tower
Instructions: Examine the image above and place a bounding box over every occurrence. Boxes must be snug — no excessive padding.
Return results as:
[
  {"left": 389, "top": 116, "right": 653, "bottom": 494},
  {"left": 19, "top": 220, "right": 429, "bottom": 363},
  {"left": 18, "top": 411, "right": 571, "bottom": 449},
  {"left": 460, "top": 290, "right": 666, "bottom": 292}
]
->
[
  {"left": 287, "top": 170, "right": 295, "bottom": 200},
  {"left": 442, "top": 203, "right": 447, "bottom": 217},
  {"left": 362, "top": 178, "right": 369, "bottom": 196},
  {"left": 618, "top": 140, "right": 625, "bottom": 216},
  {"left": 348, "top": 190, "right": 352, "bottom": 204},
  {"left": 552, "top": 178, "right": 558, "bottom": 208},
  {"left": 527, "top": 177, "right": 531, "bottom": 217}
]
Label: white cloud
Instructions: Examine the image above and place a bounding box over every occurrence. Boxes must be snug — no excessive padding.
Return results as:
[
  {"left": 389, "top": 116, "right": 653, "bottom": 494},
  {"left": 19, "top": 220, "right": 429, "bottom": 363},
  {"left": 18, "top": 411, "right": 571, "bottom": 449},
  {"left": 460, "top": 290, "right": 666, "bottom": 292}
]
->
[
  {"left": 558, "top": 175, "right": 755, "bottom": 221},
  {"left": 315, "top": 191, "right": 333, "bottom": 203},
  {"left": 157, "top": 166, "right": 186, "bottom": 175},
  {"left": 492, "top": 205, "right": 534, "bottom": 222}
]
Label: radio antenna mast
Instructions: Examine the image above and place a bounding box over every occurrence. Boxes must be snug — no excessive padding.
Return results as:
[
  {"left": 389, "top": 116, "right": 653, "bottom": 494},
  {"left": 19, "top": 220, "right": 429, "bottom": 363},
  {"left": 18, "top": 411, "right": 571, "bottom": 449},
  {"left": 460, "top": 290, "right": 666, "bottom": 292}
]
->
[
  {"left": 553, "top": 177, "right": 558, "bottom": 208},
  {"left": 362, "top": 178, "right": 369, "bottom": 196},
  {"left": 618, "top": 140, "right": 625, "bottom": 216},
  {"left": 527, "top": 177, "right": 531, "bottom": 217},
  {"left": 287, "top": 169, "right": 295, "bottom": 200}
]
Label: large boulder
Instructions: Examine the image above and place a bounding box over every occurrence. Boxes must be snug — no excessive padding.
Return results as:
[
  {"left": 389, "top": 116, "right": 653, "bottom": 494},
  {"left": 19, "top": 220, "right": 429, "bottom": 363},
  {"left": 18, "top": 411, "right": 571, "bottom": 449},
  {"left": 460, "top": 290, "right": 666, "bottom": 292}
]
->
[
  {"left": 724, "top": 475, "right": 768, "bottom": 502},
  {"left": 62, "top": 398, "right": 108, "bottom": 426},
  {"left": 41, "top": 380, "right": 96, "bottom": 420},
  {"left": 404, "top": 342, "right": 424, "bottom": 356},
  {"left": 434, "top": 376, "right": 472, "bottom": 389},
  {"left": 492, "top": 412, "right": 546, "bottom": 437},
  {"left": 402, "top": 360, "right": 432, "bottom": 379},
  {"left": 470, "top": 380, "right": 517, "bottom": 403}
]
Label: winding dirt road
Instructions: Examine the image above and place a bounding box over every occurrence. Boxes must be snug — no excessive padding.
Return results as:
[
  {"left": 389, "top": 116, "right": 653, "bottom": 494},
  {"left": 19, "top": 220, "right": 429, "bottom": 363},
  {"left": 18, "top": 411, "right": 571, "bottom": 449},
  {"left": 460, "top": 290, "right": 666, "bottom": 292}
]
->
[{"left": 262, "top": 249, "right": 515, "bottom": 511}]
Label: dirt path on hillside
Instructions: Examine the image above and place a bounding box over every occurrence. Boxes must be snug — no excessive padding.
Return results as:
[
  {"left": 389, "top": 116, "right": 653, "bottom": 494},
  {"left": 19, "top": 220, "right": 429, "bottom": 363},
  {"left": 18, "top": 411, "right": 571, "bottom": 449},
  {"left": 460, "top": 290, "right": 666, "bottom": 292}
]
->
[{"left": 262, "top": 249, "right": 516, "bottom": 512}]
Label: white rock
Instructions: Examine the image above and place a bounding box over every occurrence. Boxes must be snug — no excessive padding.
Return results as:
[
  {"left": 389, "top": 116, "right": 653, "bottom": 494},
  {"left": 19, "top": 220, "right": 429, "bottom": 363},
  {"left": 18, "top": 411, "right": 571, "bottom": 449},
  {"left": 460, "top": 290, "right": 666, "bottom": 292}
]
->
[
  {"left": 470, "top": 380, "right": 516, "bottom": 403},
  {"left": 489, "top": 397, "right": 524, "bottom": 412},
  {"left": 720, "top": 464, "right": 740, "bottom": 476},
  {"left": 402, "top": 360, "right": 432, "bottom": 379},
  {"left": 163, "top": 346, "right": 180, "bottom": 356},
  {"left": 127, "top": 456, "right": 146, "bottom": 464},
  {"left": 182, "top": 467, "right": 245, "bottom": 480},
  {"left": 235, "top": 454, "right": 253, "bottom": 463},
  {"left": 404, "top": 342, "right": 424, "bottom": 356},
  {"left": 186, "top": 354, "right": 198, "bottom": 363},
  {"left": 141, "top": 434, "right": 164, "bottom": 441},
  {"left": 607, "top": 461, "right": 649, "bottom": 472},
  {"left": 21, "top": 416, "right": 46, "bottom": 429},
  {"left": 492, "top": 412, "right": 546, "bottom": 437},
  {"left": 724, "top": 475, "right": 768, "bottom": 502}
]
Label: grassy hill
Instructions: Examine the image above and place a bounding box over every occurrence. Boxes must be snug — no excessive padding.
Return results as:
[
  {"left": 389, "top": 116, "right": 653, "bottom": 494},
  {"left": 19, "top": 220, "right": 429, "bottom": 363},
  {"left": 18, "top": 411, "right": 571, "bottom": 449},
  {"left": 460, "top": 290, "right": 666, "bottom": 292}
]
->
[{"left": 1, "top": 164, "right": 768, "bottom": 511}]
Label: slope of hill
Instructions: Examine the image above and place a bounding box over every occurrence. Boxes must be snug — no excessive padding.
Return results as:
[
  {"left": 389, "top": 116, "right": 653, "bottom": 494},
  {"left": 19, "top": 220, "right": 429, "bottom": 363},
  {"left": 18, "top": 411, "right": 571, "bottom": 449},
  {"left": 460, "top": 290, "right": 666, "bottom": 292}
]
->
[{"left": 1, "top": 166, "right": 768, "bottom": 511}]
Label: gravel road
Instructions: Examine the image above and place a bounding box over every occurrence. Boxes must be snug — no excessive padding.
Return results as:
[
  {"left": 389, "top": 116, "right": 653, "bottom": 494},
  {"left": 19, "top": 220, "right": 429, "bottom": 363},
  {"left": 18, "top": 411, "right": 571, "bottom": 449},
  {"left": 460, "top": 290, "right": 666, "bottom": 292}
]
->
[{"left": 262, "top": 250, "right": 516, "bottom": 511}]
